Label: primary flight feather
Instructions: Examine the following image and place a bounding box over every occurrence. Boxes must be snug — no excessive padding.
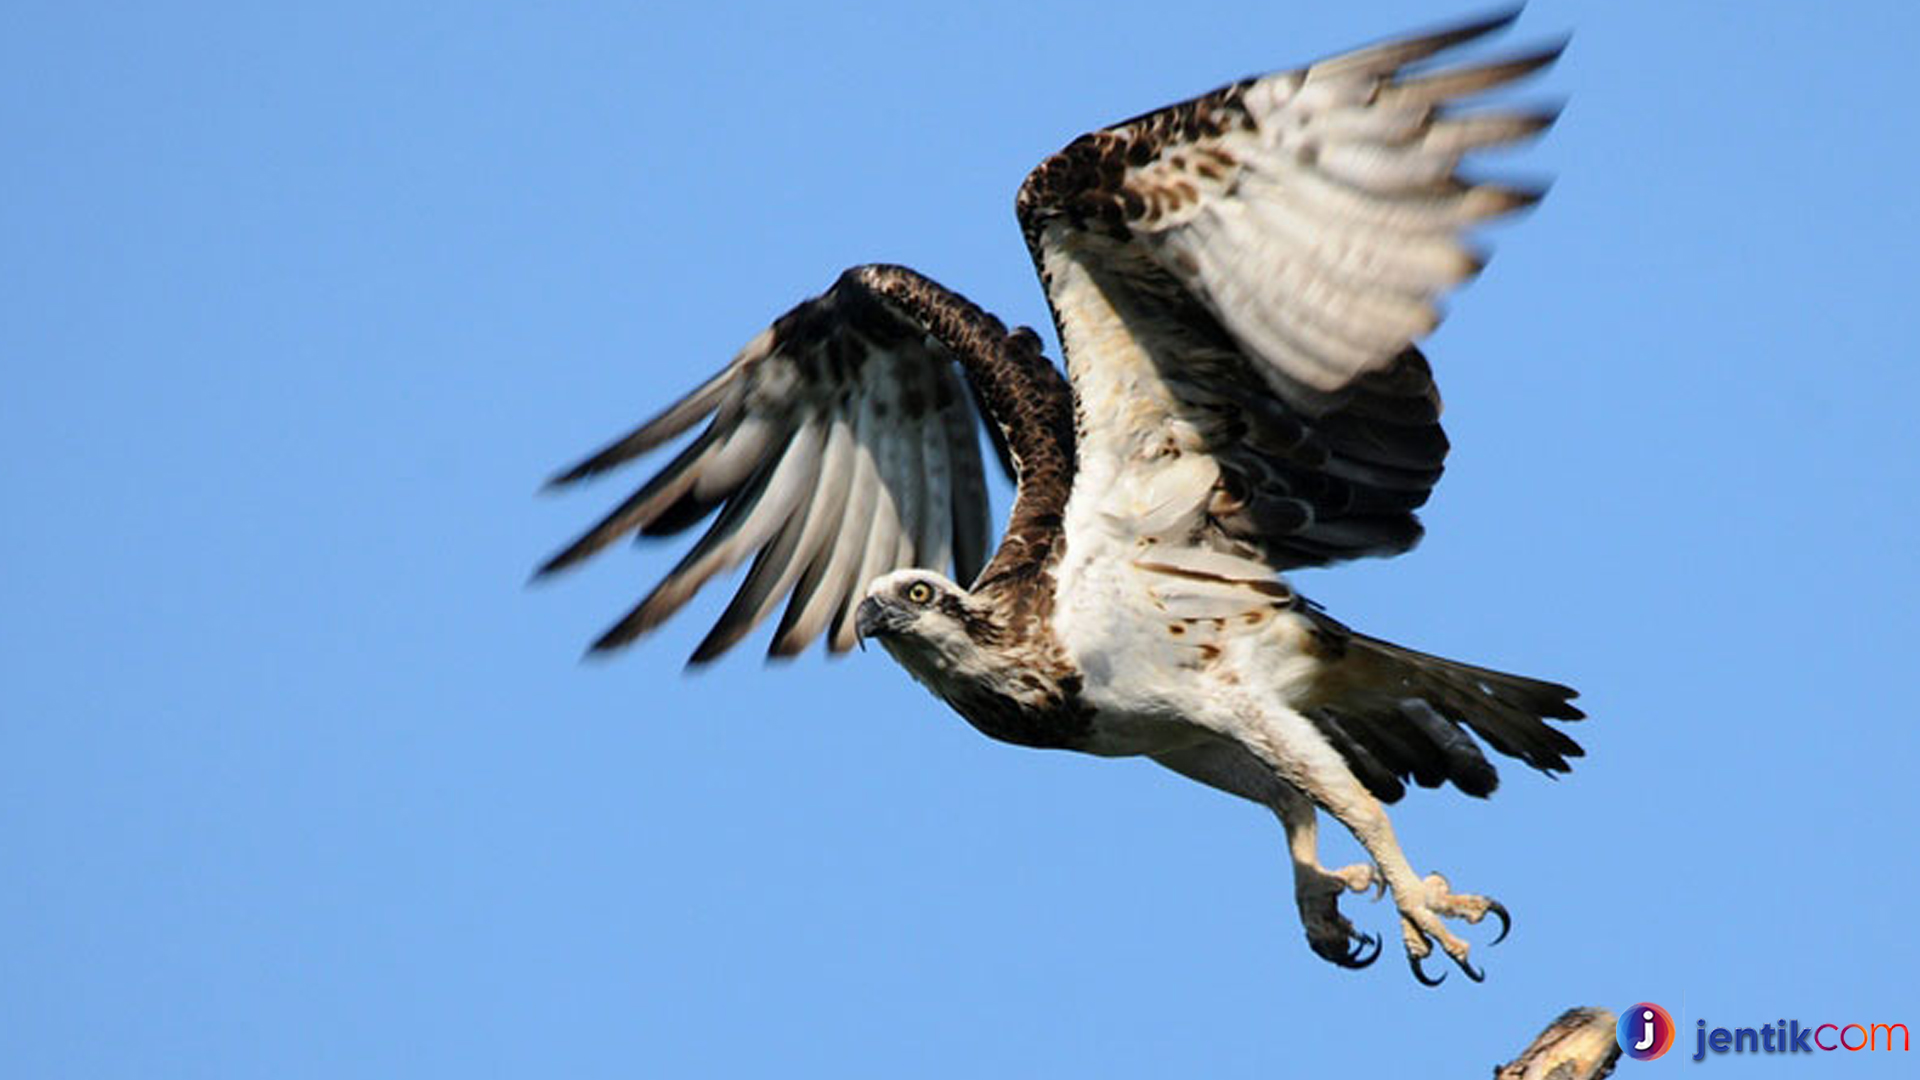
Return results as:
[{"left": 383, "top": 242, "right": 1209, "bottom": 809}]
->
[{"left": 539, "top": 8, "right": 1583, "bottom": 983}]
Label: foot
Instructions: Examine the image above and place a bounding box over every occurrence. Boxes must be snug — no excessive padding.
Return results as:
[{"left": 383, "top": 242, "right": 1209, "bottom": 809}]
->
[
  {"left": 1394, "top": 872, "right": 1510, "bottom": 985},
  {"left": 1296, "top": 862, "right": 1384, "bottom": 969}
]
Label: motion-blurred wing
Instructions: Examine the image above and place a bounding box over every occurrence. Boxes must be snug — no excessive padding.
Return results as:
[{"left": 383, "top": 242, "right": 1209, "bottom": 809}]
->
[
  {"left": 538, "top": 269, "right": 995, "bottom": 661},
  {"left": 1017, "top": 10, "right": 1559, "bottom": 567}
]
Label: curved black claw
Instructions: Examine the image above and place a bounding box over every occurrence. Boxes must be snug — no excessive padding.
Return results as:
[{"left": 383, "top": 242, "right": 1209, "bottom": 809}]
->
[
  {"left": 1485, "top": 899, "right": 1511, "bottom": 946},
  {"left": 1312, "top": 931, "right": 1382, "bottom": 970},
  {"left": 1456, "top": 955, "right": 1486, "bottom": 983},
  {"left": 1409, "top": 952, "right": 1446, "bottom": 987}
]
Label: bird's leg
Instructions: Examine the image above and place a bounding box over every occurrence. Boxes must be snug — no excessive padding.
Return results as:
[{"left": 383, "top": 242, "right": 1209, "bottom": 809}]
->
[
  {"left": 1268, "top": 783, "right": 1382, "bottom": 969},
  {"left": 1147, "top": 741, "right": 1382, "bottom": 968},
  {"left": 1311, "top": 783, "right": 1504, "bottom": 984},
  {"left": 1242, "top": 706, "right": 1507, "bottom": 984}
]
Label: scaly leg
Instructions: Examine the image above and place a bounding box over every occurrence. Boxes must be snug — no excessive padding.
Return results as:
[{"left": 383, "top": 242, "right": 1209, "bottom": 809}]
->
[
  {"left": 1225, "top": 697, "right": 1511, "bottom": 984},
  {"left": 1151, "top": 740, "right": 1381, "bottom": 969},
  {"left": 1268, "top": 782, "right": 1383, "bottom": 968}
]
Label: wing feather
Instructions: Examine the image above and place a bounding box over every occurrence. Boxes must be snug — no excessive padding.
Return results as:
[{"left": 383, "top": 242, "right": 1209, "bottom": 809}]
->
[
  {"left": 1016, "top": 11, "right": 1560, "bottom": 569},
  {"left": 828, "top": 384, "right": 907, "bottom": 652},
  {"left": 535, "top": 426, "right": 726, "bottom": 575},
  {"left": 774, "top": 424, "right": 881, "bottom": 655},
  {"left": 690, "top": 416, "right": 857, "bottom": 663},
  {"left": 541, "top": 268, "right": 1005, "bottom": 661},
  {"left": 944, "top": 394, "right": 992, "bottom": 585},
  {"left": 884, "top": 359, "right": 930, "bottom": 569},
  {"left": 768, "top": 418, "right": 863, "bottom": 657},
  {"left": 589, "top": 418, "right": 824, "bottom": 651},
  {"left": 545, "top": 360, "right": 748, "bottom": 487},
  {"left": 913, "top": 410, "right": 955, "bottom": 577},
  {"left": 1308, "top": 6, "right": 1524, "bottom": 78}
]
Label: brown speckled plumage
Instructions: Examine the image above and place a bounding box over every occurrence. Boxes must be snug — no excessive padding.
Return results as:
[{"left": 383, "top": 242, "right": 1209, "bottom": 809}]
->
[
  {"left": 1016, "top": 78, "right": 1258, "bottom": 249},
  {"left": 542, "top": 10, "right": 1591, "bottom": 980}
]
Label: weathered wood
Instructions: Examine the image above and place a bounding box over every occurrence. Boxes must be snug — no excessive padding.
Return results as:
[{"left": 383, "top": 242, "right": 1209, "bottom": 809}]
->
[{"left": 1494, "top": 1007, "right": 1621, "bottom": 1080}]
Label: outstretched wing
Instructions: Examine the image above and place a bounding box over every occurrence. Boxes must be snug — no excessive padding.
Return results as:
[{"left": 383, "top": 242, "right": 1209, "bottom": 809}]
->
[
  {"left": 1017, "top": 9, "right": 1560, "bottom": 567},
  {"left": 538, "top": 266, "right": 996, "bottom": 661}
]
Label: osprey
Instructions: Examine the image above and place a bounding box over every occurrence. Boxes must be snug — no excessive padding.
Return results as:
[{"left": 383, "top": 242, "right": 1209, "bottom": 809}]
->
[{"left": 539, "top": 11, "right": 1584, "bottom": 984}]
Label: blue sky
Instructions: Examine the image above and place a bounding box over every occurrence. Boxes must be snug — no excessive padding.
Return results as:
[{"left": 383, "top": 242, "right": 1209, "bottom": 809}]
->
[{"left": 5, "top": 1, "right": 1916, "bottom": 1076}]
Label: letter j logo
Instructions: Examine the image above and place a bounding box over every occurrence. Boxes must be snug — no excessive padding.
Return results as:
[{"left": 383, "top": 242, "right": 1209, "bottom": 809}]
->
[{"left": 1618, "top": 1002, "right": 1675, "bottom": 1061}]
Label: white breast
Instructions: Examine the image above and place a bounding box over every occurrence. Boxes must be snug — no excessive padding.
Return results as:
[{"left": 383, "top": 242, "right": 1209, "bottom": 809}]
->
[{"left": 1042, "top": 230, "right": 1326, "bottom": 756}]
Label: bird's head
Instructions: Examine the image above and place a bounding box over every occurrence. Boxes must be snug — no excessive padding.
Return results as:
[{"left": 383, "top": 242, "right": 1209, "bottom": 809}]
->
[
  {"left": 855, "top": 569, "right": 1001, "bottom": 690},
  {"left": 856, "top": 567, "right": 1078, "bottom": 745}
]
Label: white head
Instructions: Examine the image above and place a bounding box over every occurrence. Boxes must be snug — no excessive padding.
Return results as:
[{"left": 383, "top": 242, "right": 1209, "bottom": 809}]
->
[
  {"left": 854, "top": 569, "right": 1001, "bottom": 693},
  {"left": 855, "top": 567, "right": 1084, "bottom": 749}
]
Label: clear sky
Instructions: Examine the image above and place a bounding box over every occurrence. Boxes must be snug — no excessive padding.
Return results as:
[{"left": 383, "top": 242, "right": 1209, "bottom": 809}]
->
[{"left": 5, "top": 1, "right": 1916, "bottom": 1076}]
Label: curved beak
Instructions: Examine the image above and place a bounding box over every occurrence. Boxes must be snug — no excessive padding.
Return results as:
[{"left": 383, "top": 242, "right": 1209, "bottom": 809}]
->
[{"left": 855, "top": 595, "right": 907, "bottom": 643}]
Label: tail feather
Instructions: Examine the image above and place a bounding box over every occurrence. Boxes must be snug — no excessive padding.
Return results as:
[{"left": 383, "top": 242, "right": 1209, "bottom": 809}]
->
[{"left": 1311, "top": 628, "right": 1585, "bottom": 803}]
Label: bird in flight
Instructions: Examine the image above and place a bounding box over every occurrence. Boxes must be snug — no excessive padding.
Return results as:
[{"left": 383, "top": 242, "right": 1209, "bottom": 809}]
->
[{"left": 538, "top": 9, "right": 1584, "bottom": 984}]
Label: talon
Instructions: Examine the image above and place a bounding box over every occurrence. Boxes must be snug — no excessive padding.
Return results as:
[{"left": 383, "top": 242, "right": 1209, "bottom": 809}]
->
[
  {"left": 1311, "top": 930, "right": 1381, "bottom": 970},
  {"left": 1457, "top": 955, "right": 1485, "bottom": 983},
  {"left": 1485, "top": 899, "right": 1510, "bottom": 945},
  {"left": 1409, "top": 952, "right": 1446, "bottom": 987}
]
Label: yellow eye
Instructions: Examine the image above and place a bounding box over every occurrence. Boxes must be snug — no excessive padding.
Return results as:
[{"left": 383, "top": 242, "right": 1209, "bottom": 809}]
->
[{"left": 905, "top": 581, "right": 935, "bottom": 605}]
